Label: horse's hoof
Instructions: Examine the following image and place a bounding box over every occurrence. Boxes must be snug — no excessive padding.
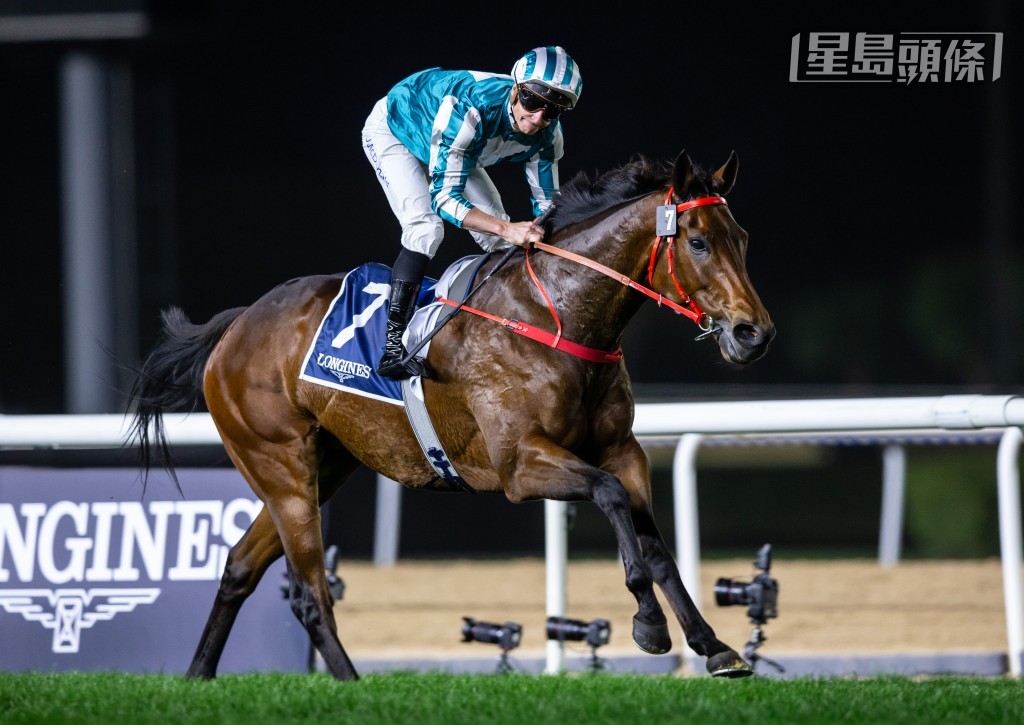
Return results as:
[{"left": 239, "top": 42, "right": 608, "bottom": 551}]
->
[
  {"left": 706, "top": 650, "right": 754, "bottom": 678},
  {"left": 632, "top": 616, "right": 672, "bottom": 654}
]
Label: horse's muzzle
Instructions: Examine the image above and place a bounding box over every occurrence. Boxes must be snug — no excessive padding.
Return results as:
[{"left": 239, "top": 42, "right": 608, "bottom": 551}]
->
[{"left": 717, "top": 321, "right": 774, "bottom": 364}]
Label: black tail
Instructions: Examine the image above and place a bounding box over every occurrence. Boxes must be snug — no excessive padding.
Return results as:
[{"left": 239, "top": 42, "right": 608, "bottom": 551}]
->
[{"left": 126, "top": 305, "right": 246, "bottom": 492}]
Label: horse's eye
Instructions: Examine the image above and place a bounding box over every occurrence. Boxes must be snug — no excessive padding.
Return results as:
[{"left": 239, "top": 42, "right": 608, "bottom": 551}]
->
[{"left": 688, "top": 236, "right": 707, "bottom": 253}]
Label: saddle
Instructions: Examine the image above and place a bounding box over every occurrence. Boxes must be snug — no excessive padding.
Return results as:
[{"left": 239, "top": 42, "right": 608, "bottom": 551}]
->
[
  {"left": 298, "top": 255, "right": 488, "bottom": 405},
  {"left": 298, "top": 253, "right": 493, "bottom": 491}
]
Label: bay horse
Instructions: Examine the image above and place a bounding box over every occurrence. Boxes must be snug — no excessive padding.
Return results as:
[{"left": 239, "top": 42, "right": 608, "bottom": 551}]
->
[{"left": 128, "top": 150, "right": 774, "bottom": 680}]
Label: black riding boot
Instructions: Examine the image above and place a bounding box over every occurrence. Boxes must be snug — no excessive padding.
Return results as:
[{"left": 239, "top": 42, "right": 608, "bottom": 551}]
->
[{"left": 377, "top": 276, "right": 432, "bottom": 380}]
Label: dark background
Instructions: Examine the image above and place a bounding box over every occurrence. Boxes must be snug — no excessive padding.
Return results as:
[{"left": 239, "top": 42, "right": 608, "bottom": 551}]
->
[
  {"left": 1, "top": 1, "right": 1020, "bottom": 413},
  {"left": 0, "top": 2, "right": 1018, "bottom": 559}
]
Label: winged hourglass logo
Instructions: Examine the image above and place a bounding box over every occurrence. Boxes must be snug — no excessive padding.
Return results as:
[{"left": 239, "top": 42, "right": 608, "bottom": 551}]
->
[{"left": 0, "top": 588, "right": 160, "bottom": 653}]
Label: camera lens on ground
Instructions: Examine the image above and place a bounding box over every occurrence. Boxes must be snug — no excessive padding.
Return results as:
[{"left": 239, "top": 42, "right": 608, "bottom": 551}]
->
[
  {"left": 461, "top": 617, "right": 522, "bottom": 651},
  {"left": 714, "top": 577, "right": 752, "bottom": 607},
  {"left": 546, "top": 616, "right": 611, "bottom": 647}
]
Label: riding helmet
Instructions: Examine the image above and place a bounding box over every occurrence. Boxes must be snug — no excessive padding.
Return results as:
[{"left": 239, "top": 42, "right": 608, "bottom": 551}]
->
[{"left": 511, "top": 46, "right": 583, "bottom": 108}]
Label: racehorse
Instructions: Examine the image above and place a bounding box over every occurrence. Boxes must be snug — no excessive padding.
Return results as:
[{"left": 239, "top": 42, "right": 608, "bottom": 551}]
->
[{"left": 128, "top": 150, "right": 775, "bottom": 680}]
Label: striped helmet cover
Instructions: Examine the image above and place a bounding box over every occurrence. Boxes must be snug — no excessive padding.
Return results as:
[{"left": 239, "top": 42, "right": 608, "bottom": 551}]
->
[{"left": 510, "top": 46, "right": 583, "bottom": 108}]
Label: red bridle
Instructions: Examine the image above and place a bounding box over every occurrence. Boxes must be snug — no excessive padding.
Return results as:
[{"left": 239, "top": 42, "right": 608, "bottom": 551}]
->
[
  {"left": 534, "top": 190, "right": 727, "bottom": 336},
  {"left": 436, "top": 189, "right": 728, "bottom": 363},
  {"left": 644, "top": 191, "right": 728, "bottom": 336}
]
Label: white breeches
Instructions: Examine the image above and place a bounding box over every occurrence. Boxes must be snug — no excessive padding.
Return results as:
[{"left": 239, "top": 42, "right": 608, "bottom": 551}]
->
[{"left": 361, "top": 97, "right": 511, "bottom": 258}]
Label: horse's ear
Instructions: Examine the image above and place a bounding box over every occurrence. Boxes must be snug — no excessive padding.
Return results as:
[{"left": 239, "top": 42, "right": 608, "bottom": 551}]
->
[
  {"left": 672, "top": 150, "right": 696, "bottom": 199},
  {"left": 712, "top": 150, "right": 739, "bottom": 196}
]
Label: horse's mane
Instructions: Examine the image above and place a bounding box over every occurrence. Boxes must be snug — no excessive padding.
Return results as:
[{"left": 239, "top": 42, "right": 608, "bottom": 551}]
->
[{"left": 543, "top": 154, "right": 718, "bottom": 237}]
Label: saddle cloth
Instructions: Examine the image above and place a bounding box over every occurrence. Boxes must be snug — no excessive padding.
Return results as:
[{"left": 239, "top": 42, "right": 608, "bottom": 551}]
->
[{"left": 298, "top": 255, "right": 486, "bottom": 405}]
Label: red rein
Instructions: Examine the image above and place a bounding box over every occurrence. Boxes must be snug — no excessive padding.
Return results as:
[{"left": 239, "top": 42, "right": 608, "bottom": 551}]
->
[{"left": 439, "top": 190, "right": 726, "bottom": 364}]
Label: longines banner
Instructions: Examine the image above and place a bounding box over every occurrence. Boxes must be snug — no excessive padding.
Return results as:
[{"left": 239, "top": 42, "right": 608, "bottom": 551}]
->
[{"left": 0, "top": 467, "right": 309, "bottom": 673}]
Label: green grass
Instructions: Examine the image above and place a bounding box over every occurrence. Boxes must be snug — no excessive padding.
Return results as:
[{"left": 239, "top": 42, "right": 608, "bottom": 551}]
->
[{"left": 1, "top": 672, "right": 1023, "bottom": 724}]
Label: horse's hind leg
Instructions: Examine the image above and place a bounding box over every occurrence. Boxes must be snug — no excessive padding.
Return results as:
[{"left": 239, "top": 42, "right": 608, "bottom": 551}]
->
[
  {"left": 233, "top": 435, "right": 359, "bottom": 680},
  {"left": 187, "top": 507, "right": 283, "bottom": 679},
  {"left": 188, "top": 428, "right": 360, "bottom": 680}
]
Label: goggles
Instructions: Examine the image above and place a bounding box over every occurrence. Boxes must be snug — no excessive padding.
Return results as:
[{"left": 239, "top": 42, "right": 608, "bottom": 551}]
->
[{"left": 516, "top": 83, "right": 572, "bottom": 121}]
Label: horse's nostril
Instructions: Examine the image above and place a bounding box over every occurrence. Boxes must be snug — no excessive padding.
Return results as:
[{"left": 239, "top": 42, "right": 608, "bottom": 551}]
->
[{"left": 733, "top": 323, "right": 762, "bottom": 347}]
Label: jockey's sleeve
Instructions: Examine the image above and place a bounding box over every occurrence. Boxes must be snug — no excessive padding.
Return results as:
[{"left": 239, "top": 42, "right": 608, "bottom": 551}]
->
[{"left": 428, "top": 97, "right": 485, "bottom": 228}]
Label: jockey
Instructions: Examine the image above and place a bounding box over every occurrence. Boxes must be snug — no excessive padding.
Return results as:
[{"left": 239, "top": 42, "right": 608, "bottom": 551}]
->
[{"left": 362, "top": 46, "right": 583, "bottom": 379}]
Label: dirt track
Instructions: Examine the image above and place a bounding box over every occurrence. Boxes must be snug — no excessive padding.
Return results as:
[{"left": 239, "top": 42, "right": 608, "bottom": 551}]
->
[{"left": 331, "top": 558, "right": 1010, "bottom": 664}]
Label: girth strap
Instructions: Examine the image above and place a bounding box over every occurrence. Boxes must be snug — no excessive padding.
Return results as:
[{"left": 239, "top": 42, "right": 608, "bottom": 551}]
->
[{"left": 400, "top": 378, "right": 475, "bottom": 493}]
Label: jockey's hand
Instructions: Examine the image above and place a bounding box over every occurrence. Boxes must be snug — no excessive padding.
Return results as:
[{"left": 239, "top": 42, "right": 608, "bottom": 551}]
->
[
  {"left": 505, "top": 220, "right": 546, "bottom": 247},
  {"left": 462, "top": 208, "right": 546, "bottom": 247}
]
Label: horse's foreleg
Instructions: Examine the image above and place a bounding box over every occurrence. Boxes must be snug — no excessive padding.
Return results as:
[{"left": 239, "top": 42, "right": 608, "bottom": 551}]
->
[
  {"left": 605, "top": 439, "right": 751, "bottom": 677},
  {"left": 632, "top": 510, "right": 751, "bottom": 677},
  {"left": 187, "top": 507, "right": 282, "bottom": 679},
  {"left": 588, "top": 473, "right": 674, "bottom": 655},
  {"left": 503, "top": 437, "right": 667, "bottom": 655}
]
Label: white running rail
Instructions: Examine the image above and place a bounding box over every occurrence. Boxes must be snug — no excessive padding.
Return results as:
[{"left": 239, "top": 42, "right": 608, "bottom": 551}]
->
[{"left": 1, "top": 394, "right": 1022, "bottom": 676}]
